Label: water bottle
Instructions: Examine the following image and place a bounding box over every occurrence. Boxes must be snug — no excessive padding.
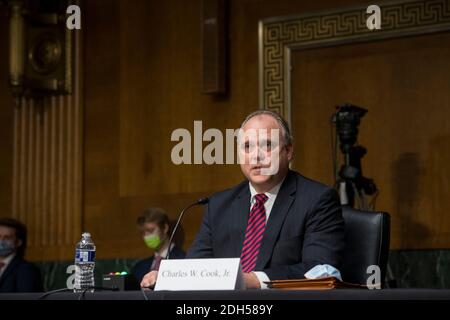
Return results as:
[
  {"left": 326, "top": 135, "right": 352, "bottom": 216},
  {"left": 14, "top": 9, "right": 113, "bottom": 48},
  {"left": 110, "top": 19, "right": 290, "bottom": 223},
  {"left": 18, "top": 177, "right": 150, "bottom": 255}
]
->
[{"left": 74, "top": 232, "right": 96, "bottom": 292}]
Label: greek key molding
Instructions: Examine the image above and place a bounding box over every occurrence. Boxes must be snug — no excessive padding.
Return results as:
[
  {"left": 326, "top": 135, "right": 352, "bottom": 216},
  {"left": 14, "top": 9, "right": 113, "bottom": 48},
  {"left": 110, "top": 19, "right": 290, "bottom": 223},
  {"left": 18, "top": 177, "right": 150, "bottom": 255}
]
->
[{"left": 259, "top": 0, "right": 450, "bottom": 125}]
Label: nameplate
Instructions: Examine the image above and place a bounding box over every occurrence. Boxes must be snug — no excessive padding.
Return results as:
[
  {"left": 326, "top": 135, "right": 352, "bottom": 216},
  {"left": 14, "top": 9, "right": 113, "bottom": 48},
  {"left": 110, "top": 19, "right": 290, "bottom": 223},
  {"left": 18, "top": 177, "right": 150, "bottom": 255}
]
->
[{"left": 154, "top": 258, "right": 244, "bottom": 291}]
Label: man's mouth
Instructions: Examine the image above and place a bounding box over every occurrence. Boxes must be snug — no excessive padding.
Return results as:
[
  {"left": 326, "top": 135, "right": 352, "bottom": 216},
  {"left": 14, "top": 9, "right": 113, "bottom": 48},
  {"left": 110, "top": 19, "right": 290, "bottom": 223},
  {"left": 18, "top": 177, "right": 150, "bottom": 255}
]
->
[{"left": 251, "top": 165, "right": 269, "bottom": 171}]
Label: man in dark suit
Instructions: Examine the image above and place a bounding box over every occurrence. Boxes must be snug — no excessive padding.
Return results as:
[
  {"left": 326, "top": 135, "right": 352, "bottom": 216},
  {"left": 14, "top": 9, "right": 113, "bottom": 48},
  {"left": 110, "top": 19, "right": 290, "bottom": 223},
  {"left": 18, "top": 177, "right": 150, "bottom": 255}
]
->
[
  {"left": 0, "top": 218, "right": 43, "bottom": 293},
  {"left": 141, "top": 110, "right": 345, "bottom": 289}
]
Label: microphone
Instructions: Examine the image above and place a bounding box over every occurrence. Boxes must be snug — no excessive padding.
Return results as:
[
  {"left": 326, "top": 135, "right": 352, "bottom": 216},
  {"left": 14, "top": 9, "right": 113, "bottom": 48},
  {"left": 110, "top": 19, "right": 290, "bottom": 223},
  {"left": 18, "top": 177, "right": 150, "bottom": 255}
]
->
[{"left": 165, "top": 197, "right": 209, "bottom": 259}]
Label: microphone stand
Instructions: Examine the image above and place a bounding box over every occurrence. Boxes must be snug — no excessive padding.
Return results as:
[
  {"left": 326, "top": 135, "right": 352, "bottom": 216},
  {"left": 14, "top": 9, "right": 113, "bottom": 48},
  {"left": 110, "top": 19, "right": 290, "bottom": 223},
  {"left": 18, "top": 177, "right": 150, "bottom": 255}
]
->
[{"left": 165, "top": 198, "right": 209, "bottom": 260}]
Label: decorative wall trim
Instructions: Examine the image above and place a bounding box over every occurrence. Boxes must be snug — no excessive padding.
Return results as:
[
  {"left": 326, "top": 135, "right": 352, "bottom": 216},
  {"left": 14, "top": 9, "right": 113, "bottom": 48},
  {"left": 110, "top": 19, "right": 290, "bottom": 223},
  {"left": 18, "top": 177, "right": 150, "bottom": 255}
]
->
[{"left": 259, "top": 0, "right": 450, "bottom": 124}]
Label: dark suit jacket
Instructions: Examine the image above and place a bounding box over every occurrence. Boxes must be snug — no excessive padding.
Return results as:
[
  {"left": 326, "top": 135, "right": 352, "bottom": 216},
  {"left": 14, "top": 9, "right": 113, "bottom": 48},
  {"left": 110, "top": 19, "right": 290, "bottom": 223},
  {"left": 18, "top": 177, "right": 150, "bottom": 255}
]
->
[
  {"left": 0, "top": 255, "right": 43, "bottom": 293},
  {"left": 187, "top": 170, "right": 345, "bottom": 280},
  {"left": 131, "top": 246, "right": 186, "bottom": 283}
]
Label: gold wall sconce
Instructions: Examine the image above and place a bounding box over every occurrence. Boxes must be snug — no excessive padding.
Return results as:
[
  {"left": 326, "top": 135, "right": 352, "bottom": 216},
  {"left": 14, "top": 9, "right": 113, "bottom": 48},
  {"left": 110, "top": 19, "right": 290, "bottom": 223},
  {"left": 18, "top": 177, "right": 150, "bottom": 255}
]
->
[{"left": 8, "top": 0, "right": 72, "bottom": 98}]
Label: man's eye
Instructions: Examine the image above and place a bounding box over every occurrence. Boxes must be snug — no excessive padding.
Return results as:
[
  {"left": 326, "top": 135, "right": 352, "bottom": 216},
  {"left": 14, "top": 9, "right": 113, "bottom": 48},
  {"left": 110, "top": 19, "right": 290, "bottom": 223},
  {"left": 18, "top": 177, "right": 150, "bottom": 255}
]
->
[
  {"left": 261, "top": 141, "right": 272, "bottom": 151},
  {"left": 243, "top": 142, "right": 254, "bottom": 152}
]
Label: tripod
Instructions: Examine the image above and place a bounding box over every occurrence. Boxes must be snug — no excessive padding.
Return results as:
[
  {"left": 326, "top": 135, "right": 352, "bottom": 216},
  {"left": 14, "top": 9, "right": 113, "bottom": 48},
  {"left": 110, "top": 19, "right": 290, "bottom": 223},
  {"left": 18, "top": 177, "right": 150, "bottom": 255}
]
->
[
  {"left": 336, "top": 145, "right": 377, "bottom": 209},
  {"left": 331, "top": 104, "right": 378, "bottom": 210}
]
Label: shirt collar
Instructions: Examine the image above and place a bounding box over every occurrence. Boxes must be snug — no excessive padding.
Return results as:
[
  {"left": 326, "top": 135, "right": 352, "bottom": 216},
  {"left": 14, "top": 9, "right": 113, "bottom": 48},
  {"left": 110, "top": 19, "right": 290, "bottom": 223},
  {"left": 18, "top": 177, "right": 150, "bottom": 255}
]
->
[
  {"left": 0, "top": 252, "right": 16, "bottom": 267},
  {"left": 249, "top": 178, "right": 285, "bottom": 204},
  {"left": 154, "top": 243, "right": 175, "bottom": 258}
]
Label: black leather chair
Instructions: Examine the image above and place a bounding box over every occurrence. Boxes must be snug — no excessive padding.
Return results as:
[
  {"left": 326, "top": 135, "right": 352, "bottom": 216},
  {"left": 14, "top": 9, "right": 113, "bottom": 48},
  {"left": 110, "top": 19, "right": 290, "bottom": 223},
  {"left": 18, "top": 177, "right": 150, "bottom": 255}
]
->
[{"left": 340, "top": 206, "right": 390, "bottom": 287}]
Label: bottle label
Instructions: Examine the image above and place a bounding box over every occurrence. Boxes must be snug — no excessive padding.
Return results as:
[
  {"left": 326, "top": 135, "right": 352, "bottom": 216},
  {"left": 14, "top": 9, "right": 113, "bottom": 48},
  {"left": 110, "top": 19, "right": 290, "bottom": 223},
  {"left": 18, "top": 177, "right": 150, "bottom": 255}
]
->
[{"left": 75, "top": 249, "right": 95, "bottom": 263}]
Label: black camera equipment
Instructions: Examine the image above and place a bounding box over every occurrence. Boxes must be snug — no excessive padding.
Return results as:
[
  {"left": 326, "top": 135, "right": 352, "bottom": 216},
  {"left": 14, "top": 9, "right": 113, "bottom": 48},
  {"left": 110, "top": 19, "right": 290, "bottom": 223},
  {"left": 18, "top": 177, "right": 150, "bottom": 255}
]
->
[{"left": 331, "top": 103, "right": 378, "bottom": 209}]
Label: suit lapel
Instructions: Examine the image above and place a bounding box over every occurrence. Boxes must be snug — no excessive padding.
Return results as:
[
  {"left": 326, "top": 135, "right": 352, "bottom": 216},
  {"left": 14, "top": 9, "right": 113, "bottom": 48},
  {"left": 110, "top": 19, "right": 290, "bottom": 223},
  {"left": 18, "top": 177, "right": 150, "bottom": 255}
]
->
[
  {"left": 0, "top": 255, "right": 20, "bottom": 286},
  {"left": 229, "top": 184, "right": 250, "bottom": 257},
  {"left": 256, "top": 171, "right": 297, "bottom": 270}
]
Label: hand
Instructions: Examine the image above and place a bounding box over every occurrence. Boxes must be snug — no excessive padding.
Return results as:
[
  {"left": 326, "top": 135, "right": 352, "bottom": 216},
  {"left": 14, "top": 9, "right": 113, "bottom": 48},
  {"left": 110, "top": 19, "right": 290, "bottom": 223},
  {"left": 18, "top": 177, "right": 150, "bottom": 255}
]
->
[
  {"left": 243, "top": 272, "right": 261, "bottom": 289},
  {"left": 140, "top": 270, "right": 159, "bottom": 289}
]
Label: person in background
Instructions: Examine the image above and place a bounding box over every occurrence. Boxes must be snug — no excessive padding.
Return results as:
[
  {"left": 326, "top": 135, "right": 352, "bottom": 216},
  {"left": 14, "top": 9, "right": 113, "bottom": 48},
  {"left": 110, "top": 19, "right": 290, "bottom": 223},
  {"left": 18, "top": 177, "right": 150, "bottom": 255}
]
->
[
  {"left": 0, "top": 218, "right": 43, "bottom": 293},
  {"left": 131, "top": 208, "right": 185, "bottom": 283}
]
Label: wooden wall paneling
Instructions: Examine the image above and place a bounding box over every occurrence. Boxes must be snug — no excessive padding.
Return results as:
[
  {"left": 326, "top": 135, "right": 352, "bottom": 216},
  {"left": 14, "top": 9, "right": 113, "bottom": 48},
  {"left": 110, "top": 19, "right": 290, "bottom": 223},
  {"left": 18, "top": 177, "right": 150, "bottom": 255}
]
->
[
  {"left": 82, "top": 0, "right": 395, "bottom": 259},
  {"left": 83, "top": 0, "right": 121, "bottom": 252},
  {"left": 0, "top": 7, "right": 14, "bottom": 217},
  {"left": 291, "top": 32, "right": 450, "bottom": 249},
  {"left": 3, "top": 0, "right": 450, "bottom": 261},
  {"left": 259, "top": 0, "right": 450, "bottom": 250},
  {"left": 9, "top": 27, "right": 83, "bottom": 261}
]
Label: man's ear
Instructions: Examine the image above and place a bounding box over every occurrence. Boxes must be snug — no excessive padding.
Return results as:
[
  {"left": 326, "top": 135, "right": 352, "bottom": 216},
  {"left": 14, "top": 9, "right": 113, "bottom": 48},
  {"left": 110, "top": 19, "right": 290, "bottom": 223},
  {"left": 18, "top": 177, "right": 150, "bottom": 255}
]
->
[
  {"left": 16, "top": 238, "right": 23, "bottom": 250},
  {"left": 164, "top": 223, "right": 170, "bottom": 236},
  {"left": 286, "top": 144, "right": 294, "bottom": 161}
]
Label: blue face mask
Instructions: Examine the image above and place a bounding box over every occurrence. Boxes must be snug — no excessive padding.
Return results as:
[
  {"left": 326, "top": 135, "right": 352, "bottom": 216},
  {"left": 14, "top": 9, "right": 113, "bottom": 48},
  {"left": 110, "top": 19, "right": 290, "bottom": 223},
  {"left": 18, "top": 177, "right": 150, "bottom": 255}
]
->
[{"left": 0, "top": 239, "right": 15, "bottom": 257}]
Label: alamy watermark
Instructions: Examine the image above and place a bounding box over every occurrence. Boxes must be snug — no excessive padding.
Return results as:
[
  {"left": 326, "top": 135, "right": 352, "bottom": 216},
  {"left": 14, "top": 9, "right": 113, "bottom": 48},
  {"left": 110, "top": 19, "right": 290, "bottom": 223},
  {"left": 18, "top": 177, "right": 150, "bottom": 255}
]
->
[
  {"left": 171, "top": 121, "right": 281, "bottom": 175},
  {"left": 66, "top": 5, "right": 81, "bottom": 30},
  {"left": 367, "top": 5, "right": 382, "bottom": 30},
  {"left": 366, "top": 265, "right": 382, "bottom": 289},
  {"left": 64, "top": 4, "right": 382, "bottom": 31}
]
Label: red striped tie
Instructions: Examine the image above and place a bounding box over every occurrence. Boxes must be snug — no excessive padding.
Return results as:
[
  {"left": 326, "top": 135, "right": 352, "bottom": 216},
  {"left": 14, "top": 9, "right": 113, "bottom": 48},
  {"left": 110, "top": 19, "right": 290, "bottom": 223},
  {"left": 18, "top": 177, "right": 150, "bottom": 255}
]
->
[{"left": 240, "top": 193, "right": 268, "bottom": 273}]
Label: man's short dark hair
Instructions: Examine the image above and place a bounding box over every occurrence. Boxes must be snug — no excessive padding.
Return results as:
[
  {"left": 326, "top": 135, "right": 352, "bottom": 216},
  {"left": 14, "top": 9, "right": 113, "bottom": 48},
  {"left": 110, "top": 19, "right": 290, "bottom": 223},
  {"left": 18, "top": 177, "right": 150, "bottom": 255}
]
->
[
  {"left": 0, "top": 217, "right": 27, "bottom": 257},
  {"left": 241, "top": 110, "right": 293, "bottom": 146},
  {"left": 136, "top": 208, "right": 170, "bottom": 234}
]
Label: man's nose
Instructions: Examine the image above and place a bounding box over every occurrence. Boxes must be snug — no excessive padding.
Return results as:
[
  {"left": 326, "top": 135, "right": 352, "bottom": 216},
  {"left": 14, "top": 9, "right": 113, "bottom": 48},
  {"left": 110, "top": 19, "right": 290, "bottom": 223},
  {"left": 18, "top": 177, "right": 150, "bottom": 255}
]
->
[
  {"left": 249, "top": 147, "right": 259, "bottom": 164},
  {"left": 249, "top": 146, "right": 265, "bottom": 164}
]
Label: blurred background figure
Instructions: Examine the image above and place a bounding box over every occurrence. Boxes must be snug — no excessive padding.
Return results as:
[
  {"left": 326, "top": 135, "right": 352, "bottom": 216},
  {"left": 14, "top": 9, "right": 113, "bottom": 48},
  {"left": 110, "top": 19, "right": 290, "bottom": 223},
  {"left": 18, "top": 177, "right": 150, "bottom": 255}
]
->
[
  {"left": 0, "top": 218, "right": 42, "bottom": 292},
  {"left": 131, "top": 208, "right": 185, "bottom": 283}
]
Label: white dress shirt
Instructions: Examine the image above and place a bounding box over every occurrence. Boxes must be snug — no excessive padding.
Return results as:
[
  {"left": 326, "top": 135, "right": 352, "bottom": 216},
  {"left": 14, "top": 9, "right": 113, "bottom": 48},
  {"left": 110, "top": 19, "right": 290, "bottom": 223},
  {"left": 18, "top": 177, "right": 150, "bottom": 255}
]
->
[
  {"left": 0, "top": 253, "right": 16, "bottom": 279},
  {"left": 155, "top": 243, "right": 175, "bottom": 259}
]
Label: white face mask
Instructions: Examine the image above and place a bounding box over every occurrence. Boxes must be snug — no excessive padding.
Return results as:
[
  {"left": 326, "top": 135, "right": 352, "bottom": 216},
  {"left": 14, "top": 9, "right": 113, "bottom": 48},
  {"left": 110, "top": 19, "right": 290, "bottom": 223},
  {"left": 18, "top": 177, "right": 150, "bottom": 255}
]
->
[{"left": 0, "top": 239, "right": 15, "bottom": 257}]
